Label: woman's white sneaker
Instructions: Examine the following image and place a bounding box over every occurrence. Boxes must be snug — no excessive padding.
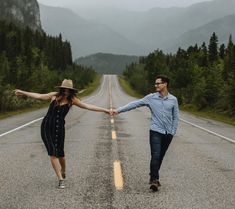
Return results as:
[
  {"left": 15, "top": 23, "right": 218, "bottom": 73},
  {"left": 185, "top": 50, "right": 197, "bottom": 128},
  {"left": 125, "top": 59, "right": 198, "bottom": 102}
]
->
[{"left": 58, "top": 180, "right": 65, "bottom": 189}]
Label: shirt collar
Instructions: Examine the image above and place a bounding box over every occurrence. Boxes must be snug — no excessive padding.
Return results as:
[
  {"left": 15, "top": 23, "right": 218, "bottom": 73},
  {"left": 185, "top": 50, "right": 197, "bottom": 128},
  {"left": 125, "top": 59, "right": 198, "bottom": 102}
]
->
[{"left": 156, "top": 92, "right": 170, "bottom": 100}]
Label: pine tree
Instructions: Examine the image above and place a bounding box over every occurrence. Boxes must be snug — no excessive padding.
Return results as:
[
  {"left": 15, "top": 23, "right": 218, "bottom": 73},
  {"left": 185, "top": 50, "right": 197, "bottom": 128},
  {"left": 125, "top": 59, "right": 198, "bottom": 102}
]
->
[
  {"left": 219, "top": 44, "right": 225, "bottom": 59},
  {"left": 198, "top": 42, "right": 208, "bottom": 67},
  {"left": 208, "top": 32, "right": 218, "bottom": 64},
  {"left": 223, "top": 35, "right": 234, "bottom": 80}
]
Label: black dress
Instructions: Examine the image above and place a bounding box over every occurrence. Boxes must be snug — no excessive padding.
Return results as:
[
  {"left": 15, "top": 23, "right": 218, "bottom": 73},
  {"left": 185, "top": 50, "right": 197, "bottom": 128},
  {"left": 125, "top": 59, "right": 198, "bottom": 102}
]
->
[{"left": 41, "top": 100, "right": 70, "bottom": 157}]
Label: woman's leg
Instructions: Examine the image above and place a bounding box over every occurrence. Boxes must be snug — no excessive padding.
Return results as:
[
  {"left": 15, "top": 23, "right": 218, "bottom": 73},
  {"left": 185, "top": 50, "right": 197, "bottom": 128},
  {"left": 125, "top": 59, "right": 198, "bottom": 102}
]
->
[
  {"left": 50, "top": 156, "right": 63, "bottom": 180},
  {"left": 59, "top": 156, "right": 66, "bottom": 178}
]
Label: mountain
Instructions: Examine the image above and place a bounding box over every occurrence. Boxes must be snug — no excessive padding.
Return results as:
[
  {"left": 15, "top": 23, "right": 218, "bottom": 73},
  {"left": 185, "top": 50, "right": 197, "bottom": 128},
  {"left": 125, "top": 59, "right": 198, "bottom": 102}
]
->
[
  {"left": 75, "top": 53, "right": 139, "bottom": 74},
  {"left": 0, "top": 0, "right": 41, "bottom": 31},
  {"left": 39, "top": 4, "right": 145, "bottom": 59},
  {"left": 39, "top": 0, "right": 235, "bottom": 58},
  {"left": 73, "top": 0, "right": 235, "bottom": 52},
  {"left": 166, "top": 14, "right": 235, "bottom": 52}
]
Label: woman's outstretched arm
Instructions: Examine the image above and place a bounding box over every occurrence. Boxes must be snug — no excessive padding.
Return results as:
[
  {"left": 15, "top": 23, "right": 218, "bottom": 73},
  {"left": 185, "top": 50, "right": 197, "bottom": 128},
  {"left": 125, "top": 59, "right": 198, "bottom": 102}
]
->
[
  {"left": 72, "top": 97, "right": 110, "bottom": 114},
  {"left": 14, "top": 89, "right": 57, "bottom": 100}
]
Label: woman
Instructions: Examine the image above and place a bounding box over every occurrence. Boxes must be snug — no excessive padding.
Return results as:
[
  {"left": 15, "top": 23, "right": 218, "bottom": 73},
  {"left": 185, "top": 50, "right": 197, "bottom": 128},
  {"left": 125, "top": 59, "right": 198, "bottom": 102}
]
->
[{"left": 14, "top": 79, "right": 110, "bottom": 189}]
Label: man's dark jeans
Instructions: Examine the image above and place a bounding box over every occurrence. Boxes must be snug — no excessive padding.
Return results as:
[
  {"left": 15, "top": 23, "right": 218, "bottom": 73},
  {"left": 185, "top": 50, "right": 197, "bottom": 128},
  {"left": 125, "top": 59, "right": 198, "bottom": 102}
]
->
[{"left": 149, "top": 130, "right": 173, "bottom": 181}]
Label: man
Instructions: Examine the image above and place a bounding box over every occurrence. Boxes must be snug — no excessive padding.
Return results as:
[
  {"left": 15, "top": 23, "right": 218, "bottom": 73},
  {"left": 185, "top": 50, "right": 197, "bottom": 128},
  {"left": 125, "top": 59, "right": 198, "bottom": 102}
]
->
[{"left": 112, "top": 75, "right": 179, "bottom": 191}]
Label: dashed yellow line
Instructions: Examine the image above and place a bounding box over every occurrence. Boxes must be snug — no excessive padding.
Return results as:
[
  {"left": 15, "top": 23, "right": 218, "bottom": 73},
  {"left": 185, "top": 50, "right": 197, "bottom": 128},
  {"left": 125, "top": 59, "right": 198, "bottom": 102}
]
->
[
  {"left": 109, "top": 80, "right": 113, "bottom": 109},
  {"left": 112, "top": 130, "right": 117, "bottom": 140},
  {"left": 109, "top": 77, "right": 124, "bottom": 190},
  {"left": 113, "top": 160, "right": 124, "bottom": 190}
]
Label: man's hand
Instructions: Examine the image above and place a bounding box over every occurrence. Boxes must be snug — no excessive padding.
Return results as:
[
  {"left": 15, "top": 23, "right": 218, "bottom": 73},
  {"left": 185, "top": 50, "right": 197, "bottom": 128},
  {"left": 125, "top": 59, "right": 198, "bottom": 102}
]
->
[{"left": 110, "top": 109, "right": 119, "bottom": 116}]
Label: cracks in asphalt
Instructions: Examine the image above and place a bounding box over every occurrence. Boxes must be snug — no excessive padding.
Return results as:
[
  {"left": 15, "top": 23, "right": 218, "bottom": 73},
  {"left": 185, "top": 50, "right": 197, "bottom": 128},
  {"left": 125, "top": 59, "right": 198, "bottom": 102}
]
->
[{"left": 82, "top": 115, "right": 115, "bottom": 209}]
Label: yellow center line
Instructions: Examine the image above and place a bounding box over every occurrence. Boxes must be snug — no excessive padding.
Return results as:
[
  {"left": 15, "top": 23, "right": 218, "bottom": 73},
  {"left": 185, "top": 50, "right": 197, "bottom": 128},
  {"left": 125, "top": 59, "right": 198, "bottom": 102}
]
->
[
  {"left": 109, "top": 77, "right": 124, "bottom": 190},
  {"left": 109, "top": 79, "right": 113, "bottom": 109},
  {"left": 113, "top": 160, "right": 124, "bottom": 190},
  {"left": 112, "top": 130, "right": 117, "bottom": 140}
]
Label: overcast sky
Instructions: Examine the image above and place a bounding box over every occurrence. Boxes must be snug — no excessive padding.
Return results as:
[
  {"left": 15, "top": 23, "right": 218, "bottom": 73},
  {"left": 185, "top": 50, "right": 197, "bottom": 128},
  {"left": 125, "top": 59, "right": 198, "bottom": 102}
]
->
[{"left": 38, "top": 0, "right": 214, "bottom": 11}]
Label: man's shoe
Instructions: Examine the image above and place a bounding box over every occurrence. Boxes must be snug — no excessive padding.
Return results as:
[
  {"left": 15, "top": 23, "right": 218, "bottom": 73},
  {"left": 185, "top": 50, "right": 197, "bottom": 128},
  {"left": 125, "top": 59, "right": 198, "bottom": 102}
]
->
[
  {"left": 150, "top": 180, "right": 159, "bottom": 192},
  {"left": 149, "top": 179, "right": 161, "bottom": 187},
  {"left": 58, "top": 180, "right": 65, "bottom": 189}
]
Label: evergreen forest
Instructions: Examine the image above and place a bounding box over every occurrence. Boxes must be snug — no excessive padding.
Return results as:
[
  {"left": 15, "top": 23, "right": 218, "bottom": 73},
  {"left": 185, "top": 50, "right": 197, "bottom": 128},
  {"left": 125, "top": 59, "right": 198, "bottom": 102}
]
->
[
  {"left": 123, "top": 33, "right": 235, "bottom": 116},
  {"left": 0, "top": 20, "right": 96, "bottom": 112}
]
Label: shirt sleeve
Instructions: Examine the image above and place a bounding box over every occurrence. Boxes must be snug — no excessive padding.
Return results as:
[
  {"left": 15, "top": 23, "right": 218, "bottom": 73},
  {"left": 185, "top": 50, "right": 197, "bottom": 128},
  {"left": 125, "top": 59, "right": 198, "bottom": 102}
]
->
[
  {"left": 117, "top": 94, "right": 151, "bottom": 113},
  {"left": 171, "top": 98, "right": 179, "bottom": 135}
]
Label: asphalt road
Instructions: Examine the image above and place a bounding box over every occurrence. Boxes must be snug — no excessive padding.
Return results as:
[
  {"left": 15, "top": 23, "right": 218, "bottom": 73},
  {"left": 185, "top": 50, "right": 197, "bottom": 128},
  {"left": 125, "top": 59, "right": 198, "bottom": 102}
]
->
[{"left": 0, "top": 75, "right": 234, "bottom": 209}]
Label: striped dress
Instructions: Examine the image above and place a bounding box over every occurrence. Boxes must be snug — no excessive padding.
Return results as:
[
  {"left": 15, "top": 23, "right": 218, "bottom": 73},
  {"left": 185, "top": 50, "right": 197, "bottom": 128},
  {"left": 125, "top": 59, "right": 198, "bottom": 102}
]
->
[{"left": 41, "top": 100, "right": 70, "bottom": 157}]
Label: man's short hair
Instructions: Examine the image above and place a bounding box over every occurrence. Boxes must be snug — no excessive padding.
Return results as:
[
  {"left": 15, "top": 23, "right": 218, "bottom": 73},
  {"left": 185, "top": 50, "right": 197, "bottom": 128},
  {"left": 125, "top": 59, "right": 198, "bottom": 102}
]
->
[{"left": 156, "top": 75, "right": 170, "bottom": 87}]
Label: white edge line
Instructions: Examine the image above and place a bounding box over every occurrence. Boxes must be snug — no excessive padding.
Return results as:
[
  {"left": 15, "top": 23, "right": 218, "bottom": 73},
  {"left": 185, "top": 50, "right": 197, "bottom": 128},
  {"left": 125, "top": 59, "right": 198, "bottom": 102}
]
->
[
  {"left": 180, "top": 118, "right": 235, "bottom": 144},
  {"left": 114, "top": 74, "right": 234, "bottom": 144},
  {"left": 0, "top": 76, "right": 107, "bottom": 138},
  {"left": 0, "top": 117, "right": 43, "bottom": 138}
]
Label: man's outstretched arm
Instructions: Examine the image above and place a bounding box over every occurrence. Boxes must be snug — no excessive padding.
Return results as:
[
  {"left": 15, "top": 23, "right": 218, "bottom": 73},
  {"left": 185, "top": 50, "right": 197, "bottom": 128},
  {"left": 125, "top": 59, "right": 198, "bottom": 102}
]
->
[{"left": 112, "top": 94, "right": 152, "bottom": 115}]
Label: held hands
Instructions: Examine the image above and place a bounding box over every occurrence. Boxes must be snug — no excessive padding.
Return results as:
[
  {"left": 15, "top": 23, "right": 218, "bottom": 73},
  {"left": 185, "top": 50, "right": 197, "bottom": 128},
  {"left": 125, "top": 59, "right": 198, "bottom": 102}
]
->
[
  {"left": 104, "top": 109, "right": 118, "bottom": 116},
  {"left": 109, "top": 109, "right": 118, "bottom": 116}
]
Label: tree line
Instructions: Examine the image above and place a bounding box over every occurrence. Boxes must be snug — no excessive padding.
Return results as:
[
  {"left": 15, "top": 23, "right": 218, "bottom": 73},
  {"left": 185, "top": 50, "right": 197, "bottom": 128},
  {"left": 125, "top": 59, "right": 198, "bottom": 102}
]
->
[
  {"left": 123, "top": 33, "right": 235, "bottom": 115},
  {"left": 0, "top": 20, "right": 97, "bottom": 112}
]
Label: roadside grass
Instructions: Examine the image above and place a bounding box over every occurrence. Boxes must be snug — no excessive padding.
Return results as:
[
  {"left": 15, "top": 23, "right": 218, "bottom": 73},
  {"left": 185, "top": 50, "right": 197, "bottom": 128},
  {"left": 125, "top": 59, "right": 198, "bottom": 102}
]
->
[
  {"left": 77, "top": 74, "right": 101, "bottom": 97},
  {"left": 118, "top": 76, "right": 142, "bottom": 98},
  {"left": 0, "top": 102, "right": 49, "bottom": 120},
  {"left": 180, "top": 105, "right": 235, "bottom": 126},
  {"left": 0, "top": 75, "right": 101, "bottom": 120},
  {"left": 118, "top": 76, "right": 235, "bottom": 126}
]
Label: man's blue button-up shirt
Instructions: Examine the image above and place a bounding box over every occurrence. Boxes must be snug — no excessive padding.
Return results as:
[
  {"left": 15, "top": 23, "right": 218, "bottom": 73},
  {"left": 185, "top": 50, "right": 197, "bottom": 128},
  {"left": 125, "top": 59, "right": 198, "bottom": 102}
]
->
[{"left": 117, "top": 92, "right": 179, "bottom": 135}]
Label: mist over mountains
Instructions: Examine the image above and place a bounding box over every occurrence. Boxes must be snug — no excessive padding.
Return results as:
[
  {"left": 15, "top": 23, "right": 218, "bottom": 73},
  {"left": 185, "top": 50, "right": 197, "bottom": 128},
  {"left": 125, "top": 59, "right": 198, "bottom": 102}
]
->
[
  {"left": 75, "top": 53, "right": 139, "bottom": 74},
  {"left": 39, "top": 4, "right": 145, "bottom": 59},
  {"left": 166, "top": 14, "right": 235, "bottom": 51},
  {"left": 39, "top": 0, "right": 235, "bottom": 59}
]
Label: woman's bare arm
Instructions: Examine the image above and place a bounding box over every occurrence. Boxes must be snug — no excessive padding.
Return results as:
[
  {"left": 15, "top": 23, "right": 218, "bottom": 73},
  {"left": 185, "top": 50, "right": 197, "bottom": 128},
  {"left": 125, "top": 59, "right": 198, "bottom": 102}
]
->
[
  {"left": 14, "top": 89, "right": 57, "bottom": 101},
  {"left": 72, "top": 97, "right": 110, "bottom": 114}
]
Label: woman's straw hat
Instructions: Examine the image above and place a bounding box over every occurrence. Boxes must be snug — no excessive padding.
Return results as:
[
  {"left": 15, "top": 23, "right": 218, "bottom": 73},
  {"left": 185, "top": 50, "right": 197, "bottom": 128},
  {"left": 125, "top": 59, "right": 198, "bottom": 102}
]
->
[{"left": 56, "top": 79, "right": 77, "bottom": 91}]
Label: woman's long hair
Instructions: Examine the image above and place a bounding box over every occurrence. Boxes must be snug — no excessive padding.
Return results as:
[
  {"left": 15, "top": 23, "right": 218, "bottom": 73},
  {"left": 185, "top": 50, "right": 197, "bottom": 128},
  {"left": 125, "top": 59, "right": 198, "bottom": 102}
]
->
[{"left": 55, "top": 88, "right": 77, "bottom": 107}]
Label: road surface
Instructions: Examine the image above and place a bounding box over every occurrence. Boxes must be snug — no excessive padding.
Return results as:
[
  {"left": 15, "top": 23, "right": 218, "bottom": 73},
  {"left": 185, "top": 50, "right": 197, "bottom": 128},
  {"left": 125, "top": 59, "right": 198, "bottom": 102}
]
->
[{"left": 0, "top": 75, "right": 234, "bottom": 209}]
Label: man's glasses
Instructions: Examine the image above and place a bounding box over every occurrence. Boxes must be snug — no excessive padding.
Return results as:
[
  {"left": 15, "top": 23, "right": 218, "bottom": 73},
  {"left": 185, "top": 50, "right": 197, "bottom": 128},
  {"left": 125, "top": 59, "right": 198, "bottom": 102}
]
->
[{"left": 155, "top": 82, "right": 164, "bottom": 85}]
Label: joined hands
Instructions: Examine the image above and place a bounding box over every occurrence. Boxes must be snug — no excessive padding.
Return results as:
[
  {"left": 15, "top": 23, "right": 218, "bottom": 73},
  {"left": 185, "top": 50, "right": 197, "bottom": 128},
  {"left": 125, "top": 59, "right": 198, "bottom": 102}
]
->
[{"left": 109, "top": 109, "right": 118, "bottom": 116}]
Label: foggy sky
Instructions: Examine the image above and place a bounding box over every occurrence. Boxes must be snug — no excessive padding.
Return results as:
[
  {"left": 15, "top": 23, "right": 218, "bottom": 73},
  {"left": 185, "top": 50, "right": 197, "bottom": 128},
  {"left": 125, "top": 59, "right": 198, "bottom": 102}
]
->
[{"left": 37, "top": 0, "right": 214, "bottom": 11}]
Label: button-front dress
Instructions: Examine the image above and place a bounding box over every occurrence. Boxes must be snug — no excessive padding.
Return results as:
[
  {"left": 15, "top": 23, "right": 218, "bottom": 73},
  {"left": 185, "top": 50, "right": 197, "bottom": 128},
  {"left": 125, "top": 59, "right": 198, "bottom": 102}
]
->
[{"left": 41, "top": 100, "right": 70, "bottom": 157}]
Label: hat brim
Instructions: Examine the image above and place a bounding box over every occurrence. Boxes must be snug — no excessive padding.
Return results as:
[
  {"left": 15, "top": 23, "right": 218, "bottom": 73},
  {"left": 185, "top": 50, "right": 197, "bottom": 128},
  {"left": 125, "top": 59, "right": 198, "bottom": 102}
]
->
[{"left": 55, "top": 86, "right": 78, "bottom": 91}]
